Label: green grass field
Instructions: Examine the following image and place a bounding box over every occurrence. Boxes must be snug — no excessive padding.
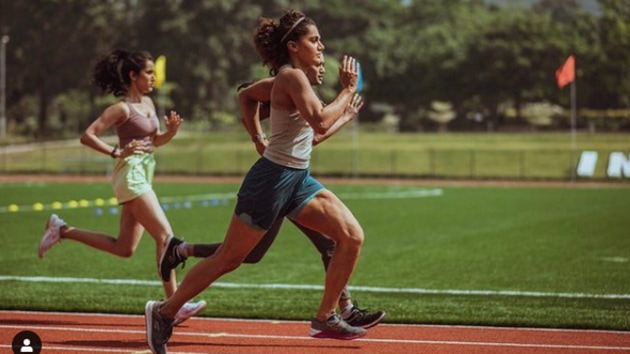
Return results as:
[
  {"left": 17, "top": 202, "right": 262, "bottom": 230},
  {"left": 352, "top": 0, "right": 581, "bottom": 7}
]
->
[{"left": 1, "top": 180, "right": 629, "bottom": 331}]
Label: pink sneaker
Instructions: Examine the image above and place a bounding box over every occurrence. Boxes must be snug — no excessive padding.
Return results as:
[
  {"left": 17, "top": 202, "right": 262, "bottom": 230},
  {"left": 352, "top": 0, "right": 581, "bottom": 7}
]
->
[
  {"left": 38, "top": 214, "right": 66, "bottom": 258},
  {"left": 173, "top": 300, "right": 207, "bottom": 326}
]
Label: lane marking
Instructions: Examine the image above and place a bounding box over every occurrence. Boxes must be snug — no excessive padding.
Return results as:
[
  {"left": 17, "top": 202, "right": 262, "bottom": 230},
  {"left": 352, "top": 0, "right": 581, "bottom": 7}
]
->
[
  {"left": 0, "top": 188, "right": 442, "bottom": 213},
  {"left": 0, "top": 344, "right": 198, "bottom": 354},
  {"left": 0, "top": 345, "right": 141, "bottom": 354},
  {"left": 1, "top": 275, "right": 628, "bottom": 300},
  {"left": 3, "top": 309, "right": 629, "bottom": 335},
  {"left": 0, "top": 324, "right": 628, "bottom": 351}
]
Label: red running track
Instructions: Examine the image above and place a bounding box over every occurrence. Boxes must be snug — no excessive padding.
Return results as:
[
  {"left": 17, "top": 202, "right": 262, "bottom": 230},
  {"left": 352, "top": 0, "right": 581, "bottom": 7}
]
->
[{"left": 0, "top": 310, "right": 629, "bottom": 354}]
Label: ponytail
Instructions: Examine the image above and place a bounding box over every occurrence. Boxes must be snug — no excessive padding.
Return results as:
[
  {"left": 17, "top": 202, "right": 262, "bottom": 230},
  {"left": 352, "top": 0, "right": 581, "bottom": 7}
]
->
[
  {"left": 92, "top": 49, "right": 153, "bottom": 96},
  {"left": 254, "top": 10, "right": 314, "bottom": 76}
]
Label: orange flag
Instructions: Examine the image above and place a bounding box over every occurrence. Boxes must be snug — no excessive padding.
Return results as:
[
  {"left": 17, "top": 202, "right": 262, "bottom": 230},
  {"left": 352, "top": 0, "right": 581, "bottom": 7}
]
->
[{"left": 555, "top": 55, "right": 575, "bottom": 89}]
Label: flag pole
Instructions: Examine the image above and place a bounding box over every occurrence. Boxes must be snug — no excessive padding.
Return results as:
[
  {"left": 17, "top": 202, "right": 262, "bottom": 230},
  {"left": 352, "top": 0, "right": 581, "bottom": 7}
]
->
[
  {"left": 555, "top": 55, "right": 577, "bottom": 181},
  {"left": 569, "top": 70, "right": 577, "bottom": 181}
]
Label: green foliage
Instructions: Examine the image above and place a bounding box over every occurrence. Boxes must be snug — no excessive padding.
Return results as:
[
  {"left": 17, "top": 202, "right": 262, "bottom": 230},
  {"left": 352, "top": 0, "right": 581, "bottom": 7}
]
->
[
  {"left": 591, "top": 0, "right": 630, "bottom": 108},
  {"left": 2, "top": 0, "right": 630, "bottom": 139}
]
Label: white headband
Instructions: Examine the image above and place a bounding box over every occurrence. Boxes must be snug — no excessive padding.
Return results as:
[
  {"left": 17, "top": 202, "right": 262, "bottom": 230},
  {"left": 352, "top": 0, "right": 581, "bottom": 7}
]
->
[{"left": 281, "top": 17, "right": 306, "bottom": 43}]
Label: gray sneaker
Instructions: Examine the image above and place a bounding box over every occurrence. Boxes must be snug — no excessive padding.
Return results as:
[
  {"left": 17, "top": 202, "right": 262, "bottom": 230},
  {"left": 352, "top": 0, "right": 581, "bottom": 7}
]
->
[
  {"left": 145, "top": 300, "right": 173, "bottom": 354},
  {"left": 309, "top": 313, "right": 367, "bottom": 340},
  {"left": 343, "top": 303, "right": 386, "bottom": 329}
]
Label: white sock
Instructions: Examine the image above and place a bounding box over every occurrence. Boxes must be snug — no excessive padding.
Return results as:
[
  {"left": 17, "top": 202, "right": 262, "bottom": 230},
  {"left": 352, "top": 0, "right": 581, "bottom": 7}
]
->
[
  {"left": 341, "top": 304, "right": 354, "bottom": 319},
  {"left": 176, "top": 242, "right": 189, "bottom": 258}
]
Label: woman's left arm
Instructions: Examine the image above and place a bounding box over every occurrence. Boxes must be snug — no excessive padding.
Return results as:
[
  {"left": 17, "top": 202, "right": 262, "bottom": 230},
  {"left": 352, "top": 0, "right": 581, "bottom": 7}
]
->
[
  {"left": 153, "top": 110, "right": 183, "bottom": 147},
  {"left": 313, "top": 93, "right": 364, "bottom": 146}
]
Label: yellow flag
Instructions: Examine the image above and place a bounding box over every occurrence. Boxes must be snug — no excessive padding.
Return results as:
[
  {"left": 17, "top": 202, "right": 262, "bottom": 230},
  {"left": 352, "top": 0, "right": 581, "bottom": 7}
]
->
[{"left": 154, "top": 55, "right": 166, "bottom": 88}]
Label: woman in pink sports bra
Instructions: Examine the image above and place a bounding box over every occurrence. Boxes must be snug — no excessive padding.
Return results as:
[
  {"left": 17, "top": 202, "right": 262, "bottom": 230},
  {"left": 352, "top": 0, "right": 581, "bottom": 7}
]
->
[{"left": 37, "top": 49, "right": 206, "bottom": 325}]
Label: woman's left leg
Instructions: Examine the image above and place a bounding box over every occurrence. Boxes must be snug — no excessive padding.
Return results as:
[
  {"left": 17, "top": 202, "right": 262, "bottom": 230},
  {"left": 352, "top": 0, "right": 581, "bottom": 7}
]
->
[
  {"left": 123, "top": 190, "right": 177, "bottom": 296},
  {"left": 292, "top": 189, "right": 364, "bottom": 322}
]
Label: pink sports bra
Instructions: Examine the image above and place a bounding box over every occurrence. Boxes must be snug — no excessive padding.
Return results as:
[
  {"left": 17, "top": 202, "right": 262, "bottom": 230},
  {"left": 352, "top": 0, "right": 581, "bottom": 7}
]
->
[{"left": 116, "top": 101, "right": 159, "bottom": 149}]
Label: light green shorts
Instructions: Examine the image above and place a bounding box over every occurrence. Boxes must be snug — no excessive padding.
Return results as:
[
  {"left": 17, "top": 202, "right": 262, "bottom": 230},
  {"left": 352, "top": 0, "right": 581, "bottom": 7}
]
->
[{"left": 111, "top": 153, "right": 156, "bottom": 204}]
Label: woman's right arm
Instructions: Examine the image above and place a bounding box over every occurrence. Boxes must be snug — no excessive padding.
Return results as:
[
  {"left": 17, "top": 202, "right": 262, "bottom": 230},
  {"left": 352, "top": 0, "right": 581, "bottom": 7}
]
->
[
  {"left": 80, "top": 103, "right": 128, "bottom": 158},
  {"left": 239, "top": 78, "right": 274, "bottom": 155}
]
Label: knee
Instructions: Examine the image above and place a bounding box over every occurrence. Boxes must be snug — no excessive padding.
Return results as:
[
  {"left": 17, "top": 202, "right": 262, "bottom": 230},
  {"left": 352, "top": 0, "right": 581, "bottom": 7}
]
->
[
  {"left": 113, "top": 238, "right": 136, "bottom": 258},
  {"left": 342, "top": 225, "right": 364, "bottom": 249},
  {"left": 117, "top": 245, "right": 136, "bottom": 258},
  {"left": 117, "top": 248, "right": 135, "bottom": 258},
  {"left": 351, "top": 228, "right": 365, "bottom": 248}
]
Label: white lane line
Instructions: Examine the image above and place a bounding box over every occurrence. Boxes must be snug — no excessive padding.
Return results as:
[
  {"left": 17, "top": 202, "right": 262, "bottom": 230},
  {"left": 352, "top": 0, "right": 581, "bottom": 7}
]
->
[
  {"left": 1, "top": 275, "right": 629, "bottom": 300},
  {"left": 4, "top": 310, "right": 630, "bottom": 335},
  {"left": 0, "top": 324, "right": 628, "bottom": 352},
  {"left": 0, "top": 345, "right": 199, "bottom": 354}
]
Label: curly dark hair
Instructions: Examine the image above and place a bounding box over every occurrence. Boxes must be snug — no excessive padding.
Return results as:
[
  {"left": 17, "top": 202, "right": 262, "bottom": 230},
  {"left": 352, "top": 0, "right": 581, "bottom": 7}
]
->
[
  {"left": 92, "top": 49, "right": 153, "bottom": 97},
  {"left": 253, "top": 10, "right": 315, "bottom": 76}
]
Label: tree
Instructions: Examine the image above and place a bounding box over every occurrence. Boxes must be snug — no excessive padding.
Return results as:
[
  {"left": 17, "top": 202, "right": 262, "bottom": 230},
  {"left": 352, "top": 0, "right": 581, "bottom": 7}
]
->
[
  {"left": 2, "top": 0, "right": 628, "bottom": 139},
  {"left": 0, "top": 0, "right": 129, "bottom": 137},
  {"left": 591, "top": 0, "right": 630, "bottom": 108}
]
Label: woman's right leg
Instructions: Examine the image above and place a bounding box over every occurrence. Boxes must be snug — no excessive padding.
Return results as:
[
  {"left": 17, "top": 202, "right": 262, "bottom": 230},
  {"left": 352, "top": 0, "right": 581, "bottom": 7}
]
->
[
  {"left": 60, "top": 191, "right": 172, "bottom": 260},
  {"left": 60, "top": 208, "right": 144, "bottom": 258},
  {"left": 62, "top": 191, "right": 178, "bottom": 297}
]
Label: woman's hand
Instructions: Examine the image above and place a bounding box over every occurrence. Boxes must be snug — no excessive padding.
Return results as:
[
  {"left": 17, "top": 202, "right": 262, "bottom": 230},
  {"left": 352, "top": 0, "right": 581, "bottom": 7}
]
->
[
  {"left": 345, "top": 93, "right": 364, "bottom": 117},
  {"left": 164, "top": 110, "right": 183, "bottom": 135},
  {"left": 339, "top": 55, "right": 358, "bottom": 92},
  {"left": 120, "top": 139, "right": 153, "bottom": 157},
  {"left": 253, "top": 138, "right": 267, "bottom": 156},
  {"left": 152, "top": 110, "right": 183, "bottom": 147}
]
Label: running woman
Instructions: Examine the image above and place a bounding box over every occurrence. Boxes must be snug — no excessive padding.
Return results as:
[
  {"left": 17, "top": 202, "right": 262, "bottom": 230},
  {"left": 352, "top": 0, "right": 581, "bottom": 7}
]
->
[
  {"left": 38, "top": 49, "right": 206, "bottom": 326},
  {"left": 145, "top": 10, "right": 373, "bottom": 354},
  {"left": 160, "top": 61, "right": 385, "bottom": 331}
]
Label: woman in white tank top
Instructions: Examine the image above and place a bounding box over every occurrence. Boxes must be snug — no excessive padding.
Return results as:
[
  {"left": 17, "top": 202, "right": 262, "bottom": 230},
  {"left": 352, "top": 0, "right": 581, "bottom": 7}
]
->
[{"left": 144, "top": 11, "right": 374, "bottom": 352}]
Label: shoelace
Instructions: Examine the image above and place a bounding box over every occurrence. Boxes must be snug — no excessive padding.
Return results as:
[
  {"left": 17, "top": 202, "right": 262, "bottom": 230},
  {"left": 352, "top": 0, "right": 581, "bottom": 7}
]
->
[{"left": 352, "top": 302, "right": 369, "bottom": 314}]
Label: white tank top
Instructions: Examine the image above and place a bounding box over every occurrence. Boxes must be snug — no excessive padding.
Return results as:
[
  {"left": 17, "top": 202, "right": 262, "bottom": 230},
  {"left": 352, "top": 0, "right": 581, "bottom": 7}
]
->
[{"left": 263, "top": 107, "right": 314, "bottom": 169}]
